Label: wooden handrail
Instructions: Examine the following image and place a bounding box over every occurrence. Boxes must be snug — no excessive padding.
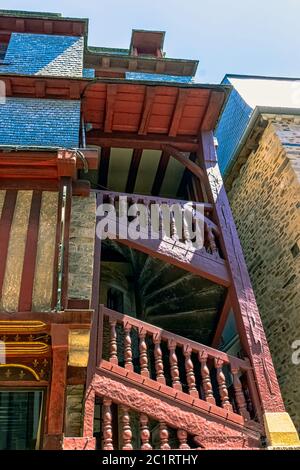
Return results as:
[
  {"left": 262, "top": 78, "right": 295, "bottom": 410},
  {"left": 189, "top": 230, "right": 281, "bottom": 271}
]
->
[{"left": 101, "top": 305, "right": 250, "bottom": 371}]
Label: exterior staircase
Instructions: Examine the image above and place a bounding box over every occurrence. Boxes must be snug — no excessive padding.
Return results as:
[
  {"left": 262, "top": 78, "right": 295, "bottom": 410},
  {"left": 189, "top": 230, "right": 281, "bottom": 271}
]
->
[
  {"left": 64, "top": 306, "right": 263, "bottom": 450},
  {"left": 63, "top": 189, "right": 265, "bottom": 450}
]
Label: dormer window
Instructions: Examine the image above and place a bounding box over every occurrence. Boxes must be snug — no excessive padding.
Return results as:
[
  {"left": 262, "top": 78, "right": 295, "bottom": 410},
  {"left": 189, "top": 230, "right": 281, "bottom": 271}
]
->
[{"left": 130, "top": 30, "right": 165, "bottom": 58}]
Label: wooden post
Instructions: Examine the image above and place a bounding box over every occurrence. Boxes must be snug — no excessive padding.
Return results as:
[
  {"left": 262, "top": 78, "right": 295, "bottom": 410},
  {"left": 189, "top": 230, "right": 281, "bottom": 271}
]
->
[
  {"left": 44, "top": 324, "right": 68, "bottom": 449},
  {"left": 200, "top": 131, "right": 285, "bottom": 415}
]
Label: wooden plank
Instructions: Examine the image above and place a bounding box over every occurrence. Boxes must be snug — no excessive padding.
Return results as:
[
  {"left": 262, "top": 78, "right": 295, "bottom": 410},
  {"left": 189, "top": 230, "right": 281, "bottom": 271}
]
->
[
  {"left": 125, "top": 149, "right": 143, "bottom": 193},
  {"left": 201, "top": 91, "right": 225, "bottom": 131},
  {"left": 47, "top": 324, "right": 68, "bottom": 436},
  {"left": 169, "top": 89, "right": 188, "bottom": 137},
  {"left": 200, "top": 130, "right": 285, "bottom": 414},
  {"left": 151, "top": 151, "right": 170, "bottom": 196},
  {"left": 162, "top": 144, "right": 205, "bottom": 181},
  {"left": 107, "top": 228, "right": 230, "bottom": 287},
  {"left": 104, "top": 84, "right": 118, "bottom": 133},
  {"left": 18, "top": 191, "right": 42, "bottom": 312},
  {"left": 0, "top": 190, "right": 17, "bottom": 300},
  {"left": 87, "top": 131, "right": 199, "bottom": 152},
  {"left": 138, "top": 87, "right": 156, "bottom": 135},
  {"left": 98, "top": 147, "right": 111, "bottom": 189}
]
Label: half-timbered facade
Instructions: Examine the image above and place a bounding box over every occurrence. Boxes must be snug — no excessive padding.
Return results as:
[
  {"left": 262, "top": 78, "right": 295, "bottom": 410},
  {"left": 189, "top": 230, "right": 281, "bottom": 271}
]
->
[{"left": 0, "top": 10, "right": 298, "bottom": 450}]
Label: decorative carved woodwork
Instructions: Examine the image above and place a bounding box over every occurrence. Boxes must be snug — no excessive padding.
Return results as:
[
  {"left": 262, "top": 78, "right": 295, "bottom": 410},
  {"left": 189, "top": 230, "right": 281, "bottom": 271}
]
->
[
  {"left": 138, "top": 328, "right": 149, "bottom": 377},
  {"left": 183, "top": 346, "right": 198, "bottom": 398},
  {"left": 101, "top": 306, "right": 254, "bottom": 420},
  {"left": 159, "top": 422, "right": 171, "bottom": 450},
  {"left": 177, "top": 429, "right": 190, "bottom": 449},
  {"left": 102, "top": 398, "right": 114, "bottom": 450},
  {"left": 123, "top": 322, "right": 133, "bottom": 371},
  {"left": 199, "top": 351, "right": 215, "bottom": 404},
  {"left": 231, "top": 367, "right": 250, "bottom": 420},
  {"left": 215, "top": 358, "right": 233, "bottom": 411},
  {"left": 108, "top": 319, "right": 118, "bottom": 364},
  {"left": 168, "top": 340, "right": 182, "bottom": 391},
  {"left": 140, "top": 413, "right": 152, "bottom": 450},
  {"left": 153, "top": 335, "right": 166, "bottom": 384},
  {"left": 120, "top": 405, "right": 133, "bottom": 450}
]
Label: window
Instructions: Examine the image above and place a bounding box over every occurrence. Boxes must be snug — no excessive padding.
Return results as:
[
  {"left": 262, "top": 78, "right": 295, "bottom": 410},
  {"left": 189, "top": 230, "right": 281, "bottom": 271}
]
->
[
  {"left": 0, "top": 390, "right": 44, "bottom": 450},
  {"left": 107, "top": 287, "right": 124, "bottom": 313}
]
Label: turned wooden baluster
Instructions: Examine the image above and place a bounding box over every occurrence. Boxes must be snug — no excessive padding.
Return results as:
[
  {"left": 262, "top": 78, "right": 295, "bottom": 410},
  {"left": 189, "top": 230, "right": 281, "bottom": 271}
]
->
[
  {"left": 231, "top": 365, "right": 250, "bottom": 420},
  {"left": 177, "top": 429, "right": 190, "bottom": 449},
  {"left": 159, "top": 422, "right": 171, "bottom": 450},
  {"left": 153, "top": 334, "right": 166, "bottom": 384},
  {"left": 170, "top": 209, "right": 178, "bottom": 240},
  {"left": 140, "top": 413, "right": 152, "bottom": 450},
  {"left": 168, "top": 340, "right": 182, "bottom": 390},
  {"left": 102, "top": 398, "right": 114, "bottom": 450},
  {"left": 199, "top": 351, "right": 215, "bottom": 404},
  {"left": 214, "top": 358, "right": 233, "bottom": 411},
  {"left": 109, "top": 319, "right": 118, "bottom": 364},
  {"left": 206, "top": 226, "right": 218, "bottom": 254},
  {"left": 108, "top": 194, "right": 115, "bottom": 209},
  {"left": 183, "top": 207, "right": 191, "bottom": 244},
  {"left": 183, "top": 346, "right": 198, "bottom": 397},
  {"left": 120, "top": 405, "right": 133, "bottom": 450},
  {"left": 123, "top": 322, "right": 133, "bottom": 371},
  {"left": 138, "top": 328, "right": 150, "bottom": 377}
]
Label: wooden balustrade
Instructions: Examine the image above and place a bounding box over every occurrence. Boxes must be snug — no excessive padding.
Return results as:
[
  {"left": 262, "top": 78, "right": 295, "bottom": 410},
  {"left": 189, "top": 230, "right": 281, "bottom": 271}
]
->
[
  {"left": 99, "top": 397, "right": 198, "bottom": 450},
  {"left": 97, "top": 189, "right": 220, "bottom": 257},
  {"left": 100, "top": 305, "right": 256, "bottom": 421}
]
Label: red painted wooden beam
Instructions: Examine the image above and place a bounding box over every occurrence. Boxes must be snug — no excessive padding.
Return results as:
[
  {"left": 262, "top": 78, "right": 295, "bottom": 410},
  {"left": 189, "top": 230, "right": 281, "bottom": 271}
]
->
[
  {"left": 18, "top": 191, "right": 42, "bottom": 311},
  {"left": 200, "top": 131, "right": 285, "bottom": 414}
]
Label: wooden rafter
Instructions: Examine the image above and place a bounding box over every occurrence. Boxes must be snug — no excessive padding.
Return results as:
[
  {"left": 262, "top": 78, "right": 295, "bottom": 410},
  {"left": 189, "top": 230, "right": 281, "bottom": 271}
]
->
[
  {"left": 162, "top": 144, "right": 205, "bottom": 181},
  {"left": 168, "top": 89, "right": 188, "bottom": 137},
  {"left": 98, "top": 147, "right": 111, "bottom": 189},
  {"left": 104, "top": 84, "right": 118, "bottom": 133},
  {"left": 138, "top": 87, "right": 156, "bottom": 135},
  {"left": 201, "top": 91, "right": 225, "bottom": 132},
  {"left": 87, "top": 132, "right": 199, "bottom": 152},
  {"left": 125, "top": 149, "right": 143, "bottom": 193},
  {"left": 151, "top": 150, "right": 170, "bottom": 196}
]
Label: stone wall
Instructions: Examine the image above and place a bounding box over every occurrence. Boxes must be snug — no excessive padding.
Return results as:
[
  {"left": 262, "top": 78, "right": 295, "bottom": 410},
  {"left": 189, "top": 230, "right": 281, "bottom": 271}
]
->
[
  {"left": 68, "top": 194, "right": 96, "bottom": 304},
  {"left": 228, "top": 118, "right": 300, "bottom": 431}
]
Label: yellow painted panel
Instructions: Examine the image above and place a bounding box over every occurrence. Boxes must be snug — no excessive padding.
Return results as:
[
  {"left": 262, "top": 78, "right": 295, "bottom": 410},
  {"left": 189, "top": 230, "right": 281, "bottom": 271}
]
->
[
  {"left": 160, "top": 157, "right": 185, "bottom": 198},
  {"left": 0, "top": 190, "right": 6, "bottom": 216},
  {"left": 134, "top": 149, "right": 161, "bottom": 195},
  {"left": 32, "top": 191, "right": 58, "bottom": 312},
  {"left": 107, "top": 147, "right": 133, "bottom": 192},
  {"left": 0, "top": 190, "right": 32, "bottom": 312}
]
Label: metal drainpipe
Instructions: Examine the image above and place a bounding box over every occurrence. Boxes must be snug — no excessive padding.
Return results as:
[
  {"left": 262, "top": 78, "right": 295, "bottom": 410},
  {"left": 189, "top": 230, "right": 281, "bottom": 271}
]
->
[{"left": 56, "top": 183, "right": 68, "bottom": 311}]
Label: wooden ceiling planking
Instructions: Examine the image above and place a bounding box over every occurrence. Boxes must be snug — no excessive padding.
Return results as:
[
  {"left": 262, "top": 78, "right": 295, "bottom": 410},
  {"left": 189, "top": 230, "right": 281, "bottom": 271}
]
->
[{"left": 168, "top": 89, "right": 188, "bottom": 137}]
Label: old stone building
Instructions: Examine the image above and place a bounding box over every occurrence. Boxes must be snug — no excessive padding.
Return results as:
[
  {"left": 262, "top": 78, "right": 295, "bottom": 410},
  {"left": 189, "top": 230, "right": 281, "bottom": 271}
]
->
[
  {"left": 216, "top": 75, "right": 300, "bottom": 432},
  {"left": 0, "top": 12, "right": 299, "bottom": 450}
]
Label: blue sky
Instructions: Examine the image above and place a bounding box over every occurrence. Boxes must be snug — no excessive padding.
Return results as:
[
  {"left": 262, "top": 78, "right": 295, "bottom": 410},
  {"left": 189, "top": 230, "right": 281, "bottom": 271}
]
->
[{"left": 1, "top": 0, "right": 300, "bottom": 82}]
